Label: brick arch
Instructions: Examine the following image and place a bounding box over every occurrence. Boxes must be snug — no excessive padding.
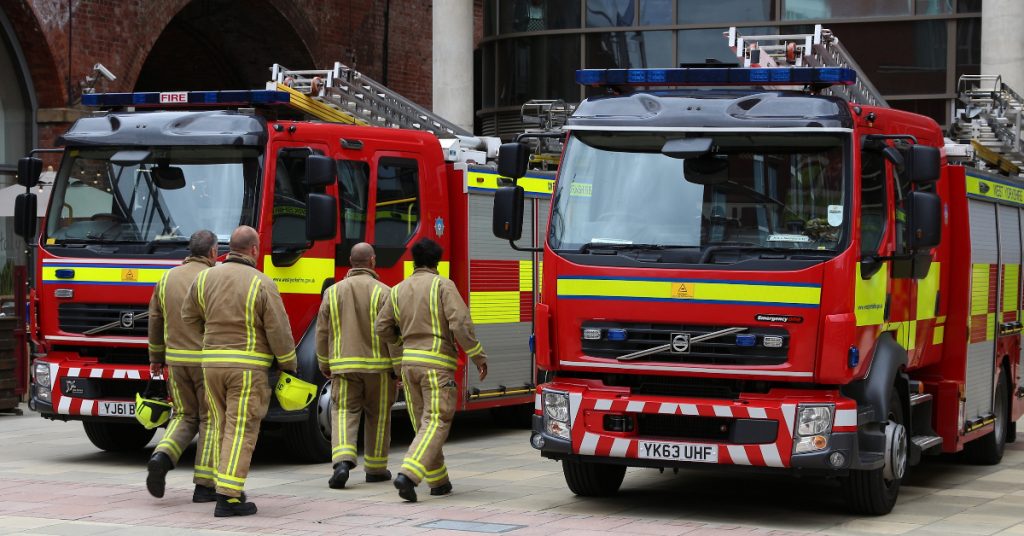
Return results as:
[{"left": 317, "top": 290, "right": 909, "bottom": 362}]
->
[
  {"left": 132, "top": 0, "right": 316, "bottom": 92},
  {"left": 1, "top": 2, "right": 65, "bottom": 107}
]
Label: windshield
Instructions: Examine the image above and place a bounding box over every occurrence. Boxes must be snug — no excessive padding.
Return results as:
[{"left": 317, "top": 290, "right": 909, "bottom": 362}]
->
[
  {"left": 46, "top": 147, "right": 261, "bottom": 244},
  {"left": 548, "top": 132, "right": 848, "bottom": 259}
]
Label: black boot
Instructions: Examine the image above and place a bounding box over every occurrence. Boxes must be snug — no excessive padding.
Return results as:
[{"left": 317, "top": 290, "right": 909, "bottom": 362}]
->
[
  {"left": 430, "top": 482, "right": 453, "bottom": 496},
  {"left": 192, "top": 484, "right": 217, "bottom": 503},
  {"left": 366, "top": 470, "right": 392, "bottom": 483},
  {"left": 214, "top": 493, "right": 257, "bottom": 517},
  {"left": 394, "top": 473, "right": 417, "bottom": 503},
  {"left": 146, "top": 452, "right": 173, "bottom": 498},
  {"left": 328, "top": 462, "right": 353, "bottom": 489}
]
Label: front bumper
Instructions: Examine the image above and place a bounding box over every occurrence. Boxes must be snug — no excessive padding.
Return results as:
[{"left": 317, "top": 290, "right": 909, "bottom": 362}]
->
[{"left": 531, "top": 381, "right": 870, "bottom": 475}]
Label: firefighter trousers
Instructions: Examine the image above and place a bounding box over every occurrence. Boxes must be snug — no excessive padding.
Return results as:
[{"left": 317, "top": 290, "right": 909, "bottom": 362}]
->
[
  {"left": 154, "top": 365, "right": 216, "bottom": 487},
  {"left": 330, "top": 372, "right": 397, "bottom": 474},
  {"left": 202, "top": 368, "right": 271, "bottom": 498},
  {"left": 398, "top": 366, "right": 455, "bottom": 488}
]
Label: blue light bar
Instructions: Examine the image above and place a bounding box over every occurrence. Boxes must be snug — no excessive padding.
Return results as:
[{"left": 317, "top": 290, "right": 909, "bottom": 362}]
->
[
  {"left": 576, "top": 67, "right": 856, "bottom": 88},
  {"left": 81, "top": 90, "right": 291, "bottom": 108},
  {"left": 607, "top": 328, "right": 628, "bottom": 341}
]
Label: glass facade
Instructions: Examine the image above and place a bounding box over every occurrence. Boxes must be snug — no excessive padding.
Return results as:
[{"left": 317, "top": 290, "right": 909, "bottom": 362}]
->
[{"left": 479, "top": 0, "right": 982, "bottom": 136}]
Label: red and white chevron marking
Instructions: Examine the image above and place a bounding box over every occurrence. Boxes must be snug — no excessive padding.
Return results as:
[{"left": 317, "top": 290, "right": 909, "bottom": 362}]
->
[{"left": 48, "top": 364, "right": 148, "bottom": 417}]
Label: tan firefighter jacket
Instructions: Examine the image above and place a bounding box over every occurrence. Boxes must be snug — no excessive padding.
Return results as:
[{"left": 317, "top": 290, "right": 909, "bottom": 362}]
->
[
  {"left": 375, "top": 267, "right": 486, "bottom": 371},
  {"left": 181, "top": 252, "right": 297, "bottom": 372},
  {"left": 148, "top": 256, "right": 215, "bottom": 366},
  {"left": 315, "top": 268, "right": 400, "bottom": 375}
]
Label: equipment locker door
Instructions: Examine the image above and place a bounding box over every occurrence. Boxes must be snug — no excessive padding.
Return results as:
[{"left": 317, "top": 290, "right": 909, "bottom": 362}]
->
[
  {"left": 465, "top": 191, "right": 537, "bottom": 398},
  {"left": 966, "top": 199, "right": 999, "bottom": 420}
]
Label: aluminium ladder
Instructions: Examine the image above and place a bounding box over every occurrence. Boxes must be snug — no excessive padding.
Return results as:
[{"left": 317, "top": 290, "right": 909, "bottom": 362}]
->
[{"left": 949, "top": 74, "right": 1024, "bottom": 175}]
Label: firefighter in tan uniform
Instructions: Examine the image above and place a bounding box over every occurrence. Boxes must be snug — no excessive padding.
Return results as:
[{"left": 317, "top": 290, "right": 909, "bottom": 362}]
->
[
  {"left": 315, "top": 242, "right": 401, "bottom": 489},
  {"left": 181, "top": 226, "right": 297, "bottom": 517},
  {"left": 375, "top": 237, "right": 487, "bottom": 502},
  {"left": 146, "top": 229, "right": 219, "bottom": 503}
]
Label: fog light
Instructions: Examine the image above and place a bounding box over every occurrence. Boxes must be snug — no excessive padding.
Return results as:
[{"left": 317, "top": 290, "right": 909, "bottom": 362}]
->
[
  {"left": 603, "top": 414, "right": 634, "bottom": 432},
  {"left": 829, "top": 451, "right": 846, "bottom": 467},
  {"left": 530, "top": 433, "right": 545, "bottom": 449}
]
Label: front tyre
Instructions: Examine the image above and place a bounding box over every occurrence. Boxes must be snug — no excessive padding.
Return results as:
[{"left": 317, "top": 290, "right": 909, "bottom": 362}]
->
[
  {"left": 283, "top": 379, "right": 331, "bottom": 462},
  {"left": 965, "top": 370, "right": 1009, "bottom": 465},
  {"left": 83, "top": 421, "right": 156, "bottom": 452},
  {"left": 562, "top": 459, "right": 626, "bottom": 497},
  {"left": 842, "top": 391, "right": 905, "bottom": 515}
]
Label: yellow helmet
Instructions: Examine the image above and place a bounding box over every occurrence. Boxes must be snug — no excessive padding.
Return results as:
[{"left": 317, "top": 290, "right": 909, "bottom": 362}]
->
[
  {"left": 275, "top": 372, "right": 317, "bottom": 411},
  {"left": 135, "top": 392, "right": 172, "bottom": 429}
]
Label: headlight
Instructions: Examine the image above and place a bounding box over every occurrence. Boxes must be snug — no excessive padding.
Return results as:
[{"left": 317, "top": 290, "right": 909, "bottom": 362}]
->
[
  {"left": 542, "top": 390, "right": 570, "bottom": 440},
  {"left": 793, "top": 404, "right": 834, "bottom": 454},
  {"left": 797, "top": 405, "right": 833, "bottom": 436},
  {"left": 34, "top": 362, "right": 51, "bottom": 402},
  {"left": 543, "top": 391, "right": 569, "bottom": 422}
]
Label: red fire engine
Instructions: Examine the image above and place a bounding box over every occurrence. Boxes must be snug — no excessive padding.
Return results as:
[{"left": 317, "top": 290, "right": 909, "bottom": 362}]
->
[
  {"left": 15, "top": 63, "right": 550, "bottom": 460},
  {"left": 492, "top": 27, "right": 1024, "bottom": 514}
]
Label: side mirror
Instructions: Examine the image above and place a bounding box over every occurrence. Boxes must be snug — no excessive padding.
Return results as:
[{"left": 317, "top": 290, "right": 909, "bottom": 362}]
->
[
  {"left": 14, "top": 193, "right": 37, "bottom": 238},
  {"left": 151, "top": 166, "right": 186, "bottom": 190},
  {"left": 305, "top": 155, "right": 336, "bottom": 187},
  {"left": 17, "top": 157, "right": 42, "bottom": 188},
  {"left": 493, "top": 186, "right": 525, "bottom": 241},
  {"left": 905, "top": 145, "right": 940, "bottom": 184},
  {"left": 305, "top": 192, "right": 337, "bottom": 241},
  {"left": 906, "top": 190, "right": 941, "bottom": 250},
  {"left": 498, "top": 143, "right": 529, "bottom": 179}
]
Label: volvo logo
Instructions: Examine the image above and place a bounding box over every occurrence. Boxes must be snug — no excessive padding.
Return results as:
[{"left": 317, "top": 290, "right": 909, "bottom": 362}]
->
[
  {"left": 670, "top": 333, "right": 690, "bottom": 353},
  {"left": 119, "top": 311, "right": 135, "bottom": 329}
]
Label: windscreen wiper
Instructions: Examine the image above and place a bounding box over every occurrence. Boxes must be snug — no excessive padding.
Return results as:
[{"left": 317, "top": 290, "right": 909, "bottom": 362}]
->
[
  {"left": 578, "top": 243, "right": 696, "bottom": 254},
  {"left": 699, "top": 243, "right": 831, "bottom": 264}
]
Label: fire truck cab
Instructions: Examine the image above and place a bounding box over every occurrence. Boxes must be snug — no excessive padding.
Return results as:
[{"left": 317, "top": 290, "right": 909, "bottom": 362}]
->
[
  {"left": 17, "top": 85, "right": 546, "bottom": 460},
  {"left": 494, "top": 59, "right": 1021, "bottom": 515}
]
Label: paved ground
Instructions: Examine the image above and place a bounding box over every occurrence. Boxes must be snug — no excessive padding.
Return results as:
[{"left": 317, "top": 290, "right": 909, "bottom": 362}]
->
[{"left": 1, "top": 406, "right": 1024, "bottom": 536}]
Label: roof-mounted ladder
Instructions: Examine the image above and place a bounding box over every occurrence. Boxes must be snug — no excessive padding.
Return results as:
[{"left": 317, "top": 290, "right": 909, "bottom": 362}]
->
[
  {"left": 269, "top": 62, "right": 471, "bottom": 138},
  {"left": 727, "top": 24, "right": 887, "bottom": 108},
  {"left": 949, "top": 74, "right": 1024, "bottom": 175}
]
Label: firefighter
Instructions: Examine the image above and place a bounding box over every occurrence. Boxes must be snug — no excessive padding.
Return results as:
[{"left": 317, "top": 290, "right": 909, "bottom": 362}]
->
[
  {"left": 181, "top": 225, "right": 297, "bottom": 517},
  {"left": 375, "top": 237, "right": 487, "bottom": 502},
  {"left": 145, "top": 229, "right": 219, "bottom": 502},
  {"left": 315, "top": 242, "right": 401, "bottom": 489}
]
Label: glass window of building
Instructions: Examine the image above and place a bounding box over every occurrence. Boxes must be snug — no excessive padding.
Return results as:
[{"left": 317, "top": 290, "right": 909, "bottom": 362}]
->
[
  {"left": 956, "top": 18, "right": 980, "bottom": 82},
  {"left": 587, "top": 0, "right": 636, "bottom": 28},
  {"left": 640, "top": 0, "right": 672, "bottom": 25},
  {"left": 782, "top": 0, "right": 911, "bottom": 19},
  {"left": 678, "top": 0, "right": 774, "bottom": 24},
  {"left": 497, "top": 35, "right": 580, "bottom": 105},
  {"left": 586, "top": 31, "right": 673, "bottom": 69},
  {"left": 0, "top": 31, "right": 28, "bottom": 177},
  {"left": 828, "top": 21, "right": 947, "bottom": 96},
  {"left": 915, "top": 0, "right": 953, "bottom": 14},
  {"left": 678, "top": 27, "right": 775, "bottom": 65},
  {"left": 498, "top": 0, "right": 581, "bottom": 33}
]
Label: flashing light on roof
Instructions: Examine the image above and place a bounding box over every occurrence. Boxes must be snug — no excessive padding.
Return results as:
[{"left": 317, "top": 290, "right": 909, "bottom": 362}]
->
[
  {"left": 576, "top": 67, "right": 856, "bottom": 87},
  {"left": 81, "top": 89, "right": 291, "bottom": 108}
]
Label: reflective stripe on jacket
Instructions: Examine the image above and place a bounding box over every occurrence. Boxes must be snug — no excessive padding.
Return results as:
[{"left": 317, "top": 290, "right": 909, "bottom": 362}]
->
[
  {"left": 375, "top": 267, "right": 486, "bottom": 371},
  {"left": 148, "top": 256, "right": 215, "bottom": 365},
  {"left": 181, "top": 252, "right": 297, "bottom": 371},
  {"left": 315, "top": 268, "right": 400, "bottom": 375}
]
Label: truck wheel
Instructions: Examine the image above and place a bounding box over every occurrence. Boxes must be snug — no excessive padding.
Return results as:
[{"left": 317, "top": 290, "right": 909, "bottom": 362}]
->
[
  {"left": 965, "top": 371, "right": 1009, "bottom": 465},
  {"left": 842, "top": 391, "right": 905, "bottom": 515},
  {"left": 283, "top": 380, "right": 331, "bottom": 462},
  {"left": 562, "top": 459, "right": 626, "bottom": 496},
  {"left": 83, "top": 421, "right": 156, "bottom": 452}
]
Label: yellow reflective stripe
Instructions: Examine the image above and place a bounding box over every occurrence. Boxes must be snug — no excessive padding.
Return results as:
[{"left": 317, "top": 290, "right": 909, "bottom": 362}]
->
[
  {"left": 971, "top": 264, "right": 990, "bottom": 316},
  {"left": 277, "top": 349, "right": 297, "bottom": 364},
  {"left": 465, "top": 342, "right": 483, "bottom": 358},
  {"left": 375, "top": 373, "right": 387, "bottom": 458},
  {"left": 216, "top": 472, "right": 245, "bottom": 490},
  {"left": 425, "top": 465, "right": 448, "bottom": 483},
  {"left": 401, "top": 357, "right": 458, "bottom": 370},
  {"left": 316, "top": 353, "right": 328, "bottom": 364},
  {"left": 557, "top": 277, "right": 821, "bottom": 307},
  {"left": 1004, "top": 264, "right": 1020, "bottom": 313},
  {"left": 391, "top": 285, "right": 401, "bottom": 324},
  {"left": 370, "top": 286, "right": 382, "bottom": 359},
  {"left": 157, "top": 367, "right": 184, "bottom": 458},
  {"left": 402, "top": 261, "right": 451, "bottom": 279},
  {"left": 262, "top": 255, "right": 334, "bottom": 294},
  {"left": 166, "top": 347, "right": 203, "bottom": 364},
  {"left": 158, "top": 272, "right": 169, "bottom": 337},
  {"left": 916, "top": 263, "right": 940, "bottom": 320},
  {"left": 244, "top": 276, "right": 261, "bottom": 353},
  {"left": 933, "top": 325, "right": 945, "bottom": 345},
  {"left": 855, "top": 262, "right": 888, "bottom": 326},
  {"left": 202, "top": 349, "right": 273, "bottom": 358},
  {"left": 41, "top": 265, "right": 169, "bottom": 284},
  {"left": 402, "top": 371, "right": 417, "bottom": 431},
  {"left": 430, "top": 277, "right": 442, "bottom": 353},
  {"left": 329, "top": 362, "right": 391, "bottom": 372},
  {"left": 470, "top": 291, "right": 520, "bottom": 324},
  {"left": 401, "top": 459, "right": 426, "bottom": 479},
  {"left": 201, "top": 369, "right": 221, "bottom": 480},
  {"left": 196, "top": 270, "right": 208, "bottom": 312},
  {"left": 227, "top": 370, "right": 252, "bottom": 476},
  {"left": 410, "top": 370, "right": 440, "bottom": 464},
  {"left": 330, "top": 287, "right": 341, "bottom": 362},
  {"left": 148, "top": 344, "right": 166, "bottom": 351}
]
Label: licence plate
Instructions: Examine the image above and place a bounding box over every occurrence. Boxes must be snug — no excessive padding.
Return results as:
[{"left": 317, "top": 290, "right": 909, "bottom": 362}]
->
[
  {"left": 98, "top": 401, "right": 136, "bottom": 417},
  {"left": 638, "top": 441, "right": 718, "bottom": 463}
]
